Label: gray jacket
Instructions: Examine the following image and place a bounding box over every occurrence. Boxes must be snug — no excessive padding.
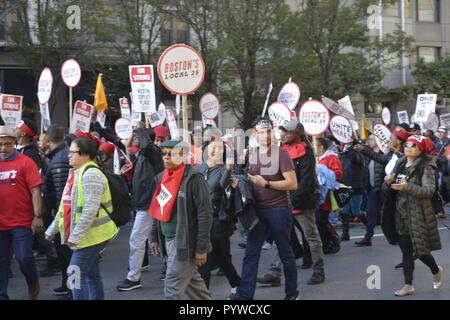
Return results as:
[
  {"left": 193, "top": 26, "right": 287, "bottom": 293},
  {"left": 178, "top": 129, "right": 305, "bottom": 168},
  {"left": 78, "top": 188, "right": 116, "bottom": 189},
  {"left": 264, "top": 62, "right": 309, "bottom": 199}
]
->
[{"left": 151, "top": 164, "right": 213, "bottom": 262}]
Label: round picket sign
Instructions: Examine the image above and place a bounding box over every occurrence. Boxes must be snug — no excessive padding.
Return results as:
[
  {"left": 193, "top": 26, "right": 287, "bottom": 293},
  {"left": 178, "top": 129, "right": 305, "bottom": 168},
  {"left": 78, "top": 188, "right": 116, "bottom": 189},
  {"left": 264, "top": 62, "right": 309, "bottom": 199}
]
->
[
  {"left": 199, "top": 93, "right": 220, "bottom": 119},
  {"left": 115, "top": 118, "right": 133, "bottom": 140},
  {"left": 61, "top": 59, "right": 81, "bottom": 88},
  {"left": 372, "top": 123, "right": 391, "bottom": 154},
  {"left": 277, "top": 82, "right": 301, "bottom": 111},
  {"left": 268, "top": 102, "right": 294, "bottom": 128},
  {"left": 38, "top": 67, "right": 53, "bottom": 105},
  {"left": 298, "top": 100, "right": 331, "bottom": 136},
  {"left": 330, "top": 116, "right": 353, "bottom": 143}
]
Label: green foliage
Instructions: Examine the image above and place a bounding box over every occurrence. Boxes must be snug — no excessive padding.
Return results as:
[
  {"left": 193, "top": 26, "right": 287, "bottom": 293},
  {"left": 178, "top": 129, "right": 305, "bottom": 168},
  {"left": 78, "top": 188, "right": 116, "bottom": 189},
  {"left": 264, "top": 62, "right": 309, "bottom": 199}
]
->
[{"left": 412, "top": 57, "right": 450, "bottom": 98}]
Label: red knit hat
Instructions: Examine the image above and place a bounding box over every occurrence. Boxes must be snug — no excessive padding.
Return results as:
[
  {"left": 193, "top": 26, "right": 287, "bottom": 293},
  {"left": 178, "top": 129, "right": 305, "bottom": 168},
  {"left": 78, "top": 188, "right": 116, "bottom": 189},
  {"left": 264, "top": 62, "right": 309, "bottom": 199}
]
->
[
  {"left": 392, "top": 129, "right": 411, "bottom": 142},
  {"left": 74, "top": 130, "right": 102, "bottom": 147},
  {"left": 154, "top": 126, "right": 168, "bottom": 138},
  {"left": 100, "top": 141, "right": 118, "bottom": 156},
  {"left": 406, "top": 135, "right": 426, "bottom": 152}
]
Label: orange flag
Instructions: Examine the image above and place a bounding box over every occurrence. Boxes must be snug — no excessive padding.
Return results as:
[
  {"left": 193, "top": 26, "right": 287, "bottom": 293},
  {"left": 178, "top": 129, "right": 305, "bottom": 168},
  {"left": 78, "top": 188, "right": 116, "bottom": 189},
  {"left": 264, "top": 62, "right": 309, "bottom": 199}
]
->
[
  {"left": 361, "top": 114, "right": 369, "bottom": 139},
  {"left": 94, "top": 73, "right": 108, "bottom": 112}
]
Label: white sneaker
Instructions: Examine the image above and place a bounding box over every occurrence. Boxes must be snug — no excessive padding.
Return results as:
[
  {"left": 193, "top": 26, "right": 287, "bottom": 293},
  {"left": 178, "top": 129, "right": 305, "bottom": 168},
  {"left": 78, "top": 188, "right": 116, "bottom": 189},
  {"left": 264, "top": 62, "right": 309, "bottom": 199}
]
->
[
  {"left": 141, "top": 265, "right": 150, "bottom": 272},
  {"left": 230, "top": 287, "right": 237, "bottom": 294},
  {"left": 262, "top": 241, "right": 272, "bottom": 250},
  {"left": 433, "top": 266, "right": 443, "bottom": 289},
  {"left": 394, "top": 284, "right": 415, "bottom": 296}
]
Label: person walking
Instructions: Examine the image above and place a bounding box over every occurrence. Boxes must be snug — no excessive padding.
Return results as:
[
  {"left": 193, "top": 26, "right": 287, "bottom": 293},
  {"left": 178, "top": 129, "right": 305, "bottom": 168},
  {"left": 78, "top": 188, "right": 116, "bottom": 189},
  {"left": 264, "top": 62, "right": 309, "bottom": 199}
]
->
[
  {"left": 0, "top": 126, "right": 43, "bottom": 300},
  {"left": 229, "top": 117, "right": 299, "bottom": 300},
  {"left": 382, "top": 135, "right": 443, "bottom": 296},
  {"left": 45, "top": 137, "right": 119, "bottom": 300},
  {"left": 195, "top": 137, "right": 241, "bottom": 295},
  {"left": 150, "top": 140, "right": 213, "bottom": 300}
]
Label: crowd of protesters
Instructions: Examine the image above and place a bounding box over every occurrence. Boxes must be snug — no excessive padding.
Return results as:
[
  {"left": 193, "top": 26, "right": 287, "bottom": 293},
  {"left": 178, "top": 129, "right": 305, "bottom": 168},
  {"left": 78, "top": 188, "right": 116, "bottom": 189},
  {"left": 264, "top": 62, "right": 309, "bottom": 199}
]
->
[{"left": 1, "top": 114, "right": 449, "bottom": 300}]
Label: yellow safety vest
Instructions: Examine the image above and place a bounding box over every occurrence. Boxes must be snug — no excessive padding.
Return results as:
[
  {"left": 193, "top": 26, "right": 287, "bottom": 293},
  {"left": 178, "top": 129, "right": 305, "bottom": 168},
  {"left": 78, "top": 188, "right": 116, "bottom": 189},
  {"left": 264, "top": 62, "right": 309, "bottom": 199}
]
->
[{"left": 58, "top": 161, "right": 118, "bottom": 249}]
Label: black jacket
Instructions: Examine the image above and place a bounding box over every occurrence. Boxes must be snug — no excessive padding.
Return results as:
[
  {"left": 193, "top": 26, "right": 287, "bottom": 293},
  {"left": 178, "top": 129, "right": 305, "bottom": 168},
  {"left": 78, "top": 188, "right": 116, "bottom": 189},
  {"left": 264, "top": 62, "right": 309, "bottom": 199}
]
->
[
  {"left": 151, "top": 165, "right": 213, "bottom": 261},
  {"left": 42, "top": 142, "right": 70, "bottom": 214},
  {"left": 360, "top": 147, "right": 402, "bottom": 191},
  {"left": 364, "top": 150, "right": 386, "bottom": 192},
  {"left": 19, "top": 143, "right": 43, "bottom": 169},
  {"left": 288, "top": 144, "right": 321, "bottom": 211},
  {"left": 195, "top": 163, "right": 234, "bottom": 240},
  {"left": 232, "top": 175, "right": 258, "bottom": 234},
  {"left": 340, "top": 148, "right": 365, "bottom": 191},
  {"left": 131, "top": 128, "right": 164, "bottom": 210}
]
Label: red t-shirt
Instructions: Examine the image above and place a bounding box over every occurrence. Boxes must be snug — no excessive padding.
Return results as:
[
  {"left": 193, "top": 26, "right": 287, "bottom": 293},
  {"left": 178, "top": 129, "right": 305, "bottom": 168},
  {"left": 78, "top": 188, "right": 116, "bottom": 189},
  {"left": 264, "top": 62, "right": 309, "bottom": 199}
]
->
[
  {"left": 0, "top": 153, "right": 43, "bottom": 230},
  {"left": 62, "top": 173, "right": 75, "bottom": 240}
]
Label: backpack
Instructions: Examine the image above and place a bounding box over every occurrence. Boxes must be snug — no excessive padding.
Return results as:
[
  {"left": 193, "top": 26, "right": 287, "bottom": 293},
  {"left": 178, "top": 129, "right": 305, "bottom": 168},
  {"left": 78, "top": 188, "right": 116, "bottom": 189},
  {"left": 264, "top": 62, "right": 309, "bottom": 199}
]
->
[
  {"left": 84, "top": 165, "right": 132, "bottom": 227},
  {"left": 330, "top": 184, "right": 354, "bottom": 212}
]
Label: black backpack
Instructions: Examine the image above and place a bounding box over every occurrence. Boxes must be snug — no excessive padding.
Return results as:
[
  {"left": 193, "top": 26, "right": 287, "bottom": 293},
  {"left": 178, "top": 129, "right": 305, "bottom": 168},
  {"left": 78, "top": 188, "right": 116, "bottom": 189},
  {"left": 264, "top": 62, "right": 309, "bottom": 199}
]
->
[{"left": 84, "top": 165, "right": 132, "bottom": 227}]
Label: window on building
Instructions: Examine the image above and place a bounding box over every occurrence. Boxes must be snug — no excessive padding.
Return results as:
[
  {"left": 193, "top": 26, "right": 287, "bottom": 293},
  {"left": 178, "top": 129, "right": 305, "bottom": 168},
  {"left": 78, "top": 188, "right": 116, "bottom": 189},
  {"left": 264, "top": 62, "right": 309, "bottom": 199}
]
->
[
  {"left": 417, "top": 0, "right": 440, "bottom": 22},
  {"left": 417, "top": 46, "right": 441, "bottom": 63},
  {"left": 383, "top": 1, "right": 411, "bottom": 18}
]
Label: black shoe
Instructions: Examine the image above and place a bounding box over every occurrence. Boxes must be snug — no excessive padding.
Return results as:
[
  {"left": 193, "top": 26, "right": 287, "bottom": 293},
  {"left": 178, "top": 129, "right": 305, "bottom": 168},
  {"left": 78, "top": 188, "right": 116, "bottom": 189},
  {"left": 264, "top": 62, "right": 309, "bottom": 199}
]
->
[
  {"left": 395, "top": 262, "right": 404, "bottom": 270},
  {"left": 307, "top": 273, "right": 325, "bottom": 285},
  {"left": 300, "top": 263, "right": 312, "bottom": 269},
  {"left": 238, "top": 242, "right": 246, "bottom": 249},
  {"left": 355, "top": 238, "right": 372, "bottom": 247},
  {"left": 116, "top": 279, "right": 142, "bottom": 291},
  {"left": 256, "top": 274, "right": 281, "bottom": 286},
  {"left": 284, "top": 293, "right": 300, "bottom": 300},
  {"left": 340, "top": 232, "right": 350, "bottom": 241},
  {"left": 323, "top": 246, "right": 332, "bottom": 254},
  {"left": 53, "top": 287, "right": 70, "bottom": 296},
  {"left": 330, "top": 238, "right": 341, "bottom": 254}
]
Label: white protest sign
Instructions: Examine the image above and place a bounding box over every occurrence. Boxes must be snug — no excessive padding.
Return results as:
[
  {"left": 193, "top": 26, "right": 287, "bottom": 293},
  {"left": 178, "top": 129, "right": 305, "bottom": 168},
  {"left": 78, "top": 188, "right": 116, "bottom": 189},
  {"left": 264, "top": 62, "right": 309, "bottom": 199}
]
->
[
  {"left": 129, "top": 65, "right": 157, "bottom": 113},
  {"left": 411, "top": 113, "right": 416, "bottom": 124},
  {"left": 298, "top": 100, "right": 331, "bottom": 136},
  {"left": 157, "top": 44, "right": 205, "bottom": 95},
  {"left": 397, "top": 110, "right": 409, "bottom": 124},
  {"left": 115, "top": 117, "right": 133, "bottom": 140},
  {"left": 37, "top": 67, "right": 53, "bottom": 105},
  {"left": 131, "top": 111, "right": 141, "bottom": 127},
  {"left": 96, "top": 111, "right": 106, "bottom": 128},
  {"left": 382, "top": 107, "right": 391, "bottom": 125},
  {"left": 113, "top": 148, "right": 120, "bottom": 175},
  {"left": 277, "top": 82, "right": 301, "bottom": 111},
  {"left": 70, "top": 101, "right": 93, "bottom": 133},
  {"left": 338, "top": 95, "right": 359, "bottom": 130},
  {"left": 424, "top": 112, "right": 439, "bottom": 131},
  {"left": 148, "top": 111, "right": 161, "bottom": 128},
  {"left": 175, "top": 95, "right": 181, "bottom": 116},
  {"left": 321, "top": 96, "right": 355, "bottom": 120},
  {"left": 268, "top": 102, "right": 294, "bottom": 128},
  {"left": 40, "top": 103, "right": 51, "bottom": 132},
  {"left": 439, "top": 113, "right": 450, "bottom": 130},
  {"left": 415, "top": 93, "right": 437, "bottom": 122},
  {"left": 0, "top": 94, "right": 23, "bottom": 128},
  {"left": 61, "top": 59, "right": 81, "bottom": 88},
  {"left": 166, "top": 109, "right": 179, "bottom": 139},
  {"left": 157, "top": 103, "right": 166, "bottom": 125},
  {"left": 119, "top": 98, "right": 131, "bottom": 120},
  {"left": 200, "top": 93, "right": 220, "bottom": 120},
  {"left": 373, "top": 123, "right": 391, "bottom": 154},
  {"left": 330, "top": 116, "right": 353, "bottom": 144}
]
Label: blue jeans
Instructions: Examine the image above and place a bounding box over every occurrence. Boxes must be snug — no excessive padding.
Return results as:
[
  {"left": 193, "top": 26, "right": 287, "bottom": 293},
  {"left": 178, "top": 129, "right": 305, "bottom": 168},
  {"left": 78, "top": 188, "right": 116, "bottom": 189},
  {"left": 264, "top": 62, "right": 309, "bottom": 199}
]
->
[
  {"left": 238, "top": 206, "right": 298, "bottom": 299},
  {"left": 365, "top": 186, "right": 381, "bottom": 238},
  {"left": 0, "top": 227, "right": 39, "bottom": 300},
  {"left": 341, "top": 194, "right": 363, "bottom": 217},
  {"left": 69, "top": 241, "right": 107, "bottom": 300}
]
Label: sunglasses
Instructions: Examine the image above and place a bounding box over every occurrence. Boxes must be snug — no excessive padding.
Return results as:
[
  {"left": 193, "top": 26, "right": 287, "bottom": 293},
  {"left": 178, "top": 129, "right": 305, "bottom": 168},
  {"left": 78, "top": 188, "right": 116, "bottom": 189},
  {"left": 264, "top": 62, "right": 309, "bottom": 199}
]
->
[
  {"left": 404, "top": 142, "right": 418, "bottom": 148},
  {"left": 161, "top": 152, "right": 173, "bottom": 157}
]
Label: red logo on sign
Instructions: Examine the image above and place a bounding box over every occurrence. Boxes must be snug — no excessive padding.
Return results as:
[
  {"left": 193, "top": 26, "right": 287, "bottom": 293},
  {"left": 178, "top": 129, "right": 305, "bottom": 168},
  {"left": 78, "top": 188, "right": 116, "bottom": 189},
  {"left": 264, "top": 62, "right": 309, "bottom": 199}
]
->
[
  {"left": 130, "top": 67, "right": 152, "bottom": 82},
  {"left": 75, "top": 102, "right": 92, "bottom": 118},
  {"left": 2, "top": 96, "right": 21, "bottom": 111}
]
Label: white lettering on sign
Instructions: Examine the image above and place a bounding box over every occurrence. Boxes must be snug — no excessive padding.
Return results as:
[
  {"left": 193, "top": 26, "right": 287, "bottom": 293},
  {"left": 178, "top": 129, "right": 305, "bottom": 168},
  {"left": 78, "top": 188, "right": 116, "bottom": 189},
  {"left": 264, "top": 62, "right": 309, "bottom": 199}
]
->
[
  {"left": 129, "top": 65, "right": 156, "bottom": 113},
  {"left": 373, "top": 123, "right": 391, "bottom": 154},
  {"left": 330, "top": 116, "right": 353, "bottom": 143}
]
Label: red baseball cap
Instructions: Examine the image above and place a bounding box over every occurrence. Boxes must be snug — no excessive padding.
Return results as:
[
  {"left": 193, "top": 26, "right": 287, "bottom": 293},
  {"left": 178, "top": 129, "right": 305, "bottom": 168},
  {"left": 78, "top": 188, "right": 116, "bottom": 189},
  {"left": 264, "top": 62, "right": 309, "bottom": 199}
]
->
[
  {"left": 74, "top": 130, "right": 102, "bottom": 147},
  {"left": 392, "top": 129, "right": 411, "bottom": 142},
  {"left": 406, "top": 135, "right": 426, "bottom": 152},
  {"left": 100, "top": 141, "right": 118, "bottom": 156},
  {"left": 154, "top": 126, "right": 168, "bottom": 138}
]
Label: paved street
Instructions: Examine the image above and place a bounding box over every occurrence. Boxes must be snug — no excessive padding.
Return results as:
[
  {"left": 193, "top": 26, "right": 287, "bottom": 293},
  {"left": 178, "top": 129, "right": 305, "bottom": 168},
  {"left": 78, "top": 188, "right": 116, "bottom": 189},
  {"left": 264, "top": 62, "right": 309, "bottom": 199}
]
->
[{"left": 7, "top": 209, "right": 450, "bottom": 300}]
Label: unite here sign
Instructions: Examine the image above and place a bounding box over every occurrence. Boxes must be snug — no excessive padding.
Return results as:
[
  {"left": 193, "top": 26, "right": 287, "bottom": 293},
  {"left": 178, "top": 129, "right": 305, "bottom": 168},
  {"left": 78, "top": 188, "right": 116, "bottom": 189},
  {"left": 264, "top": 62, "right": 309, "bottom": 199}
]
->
[{"left": 129, "top": 65, "right": 157, "bottom": 113}]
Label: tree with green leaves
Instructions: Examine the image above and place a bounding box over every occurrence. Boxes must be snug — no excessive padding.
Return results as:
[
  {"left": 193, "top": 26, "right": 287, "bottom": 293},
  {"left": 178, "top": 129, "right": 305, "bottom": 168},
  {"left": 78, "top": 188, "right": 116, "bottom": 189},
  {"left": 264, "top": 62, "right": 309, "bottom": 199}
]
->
[{"left": 412, "top": 57, "right": 450, "bottom": 98}]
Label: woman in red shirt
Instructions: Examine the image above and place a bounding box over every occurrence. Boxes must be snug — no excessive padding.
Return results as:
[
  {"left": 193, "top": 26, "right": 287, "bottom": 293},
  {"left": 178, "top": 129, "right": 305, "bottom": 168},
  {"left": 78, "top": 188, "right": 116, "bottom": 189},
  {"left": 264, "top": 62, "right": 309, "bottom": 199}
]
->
[{"left": 316, "top": 138, "right": 343, "bottom": 254}]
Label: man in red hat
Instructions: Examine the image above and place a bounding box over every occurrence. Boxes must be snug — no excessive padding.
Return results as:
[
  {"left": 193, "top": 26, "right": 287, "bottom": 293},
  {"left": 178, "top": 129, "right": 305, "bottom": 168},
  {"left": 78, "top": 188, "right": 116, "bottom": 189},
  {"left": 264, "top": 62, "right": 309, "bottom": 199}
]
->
[
  {"left": 15, "top": 119, "right": 42, "bottom": 169},
  {"left": 154, "top": 126, "right": 169, "bottom": 147}
]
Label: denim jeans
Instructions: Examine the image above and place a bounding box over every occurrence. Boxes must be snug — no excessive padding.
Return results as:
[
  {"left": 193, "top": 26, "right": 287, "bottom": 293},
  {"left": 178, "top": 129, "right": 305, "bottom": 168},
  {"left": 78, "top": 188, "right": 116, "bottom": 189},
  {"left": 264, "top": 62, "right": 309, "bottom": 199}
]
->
[
  {"left": 0, "top": 227, "right": 39, "bottom": 300},
  {"left": 340, "top": 194, "right": 363, "bottom": 217},
  {"left": 365, "top": 186, "right": 382, "bottom": 238},
  {"left": 238, "top": 206, "right": 298, "bottom": 299},
  {"left": 68, "top": 241, "right": 108, "bottom": 300}
]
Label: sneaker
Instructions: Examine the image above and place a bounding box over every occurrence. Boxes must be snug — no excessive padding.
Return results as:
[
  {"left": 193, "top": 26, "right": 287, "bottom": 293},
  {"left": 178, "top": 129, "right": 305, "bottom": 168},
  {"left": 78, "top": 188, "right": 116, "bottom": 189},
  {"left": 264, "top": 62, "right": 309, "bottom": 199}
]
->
[
  {"left": 307, "top": 273, "right": 325, "bottom": 285},
  {"left": 437, "top": 212, "right": 446, "bottom": 219},
  {"left": 284, "top": 293, "right": 300, "bottom": 300},
  {"left": 433, "top": 266, "right": 444, "bottom": 289},
  {"left": 160, "top": 273, "right": 166, "bottom": 281},
  {"left": 262, "top": 241, "right": 272, "bottom": 250},
  {"left": 355, "top": 238, "right": 372, "bottom": 247},
  {"left": 230, "top": 287, "right": 238, "bottom": 295},
  {"left": 53, "top": 287, "right": 70, "bottom": 296},
  {"left": 28, "top": 282, "right": 40, "bottom": 300},
  {"left": 395, "top": 262, "right": 404, "bottom": 270},
  {"left": 256, "top": 274, "right": 281, "bottom": 286},
  {"left": 141, "top": 265, "right": 150, "bottom": 272},
  {"left": 394, "top": 284, "right": 415, "bottom": 296},
  {"left": 116, "top": 279, "right": 142, "bottom": 291},
  {"left": 227, "top": 292, "right": 246, "bottom": 300}
]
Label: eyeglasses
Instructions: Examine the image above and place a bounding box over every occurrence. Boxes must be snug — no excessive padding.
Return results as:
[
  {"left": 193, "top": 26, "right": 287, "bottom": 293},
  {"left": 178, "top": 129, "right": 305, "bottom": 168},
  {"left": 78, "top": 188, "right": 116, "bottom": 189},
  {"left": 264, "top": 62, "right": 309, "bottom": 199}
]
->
[
  {"left": 68, "top": 150, "right": 81, "bottom": 156},
  {"left": 161, "top": 152, "right": 173, "bottom": 157},
  {"left": 404, "top": 142, "right": 418, "bottom": 148},
  {"left": 0, "top": 142, "right": 14, "bottom": 148}
]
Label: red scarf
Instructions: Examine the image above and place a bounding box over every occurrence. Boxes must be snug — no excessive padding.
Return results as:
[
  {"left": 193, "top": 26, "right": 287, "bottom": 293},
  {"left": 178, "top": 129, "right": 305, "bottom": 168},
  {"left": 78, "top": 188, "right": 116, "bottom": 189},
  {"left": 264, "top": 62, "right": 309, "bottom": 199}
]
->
[
  {"left": 62, "top": 173, "right": 75, "bottom": 240},
  {"left": 281, "top": 142, "right": 307, "bottom": 159},
  {"left": 148, "top": 164, "right": 186, "bottom": 222}
]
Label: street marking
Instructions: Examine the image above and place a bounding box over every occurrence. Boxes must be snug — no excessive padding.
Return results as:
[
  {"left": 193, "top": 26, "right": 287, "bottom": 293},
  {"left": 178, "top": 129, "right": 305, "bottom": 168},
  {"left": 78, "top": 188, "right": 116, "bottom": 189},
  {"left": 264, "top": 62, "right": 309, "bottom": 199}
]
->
[{"left": 350, "top": 227, "right": 448, "bottom": 240}]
